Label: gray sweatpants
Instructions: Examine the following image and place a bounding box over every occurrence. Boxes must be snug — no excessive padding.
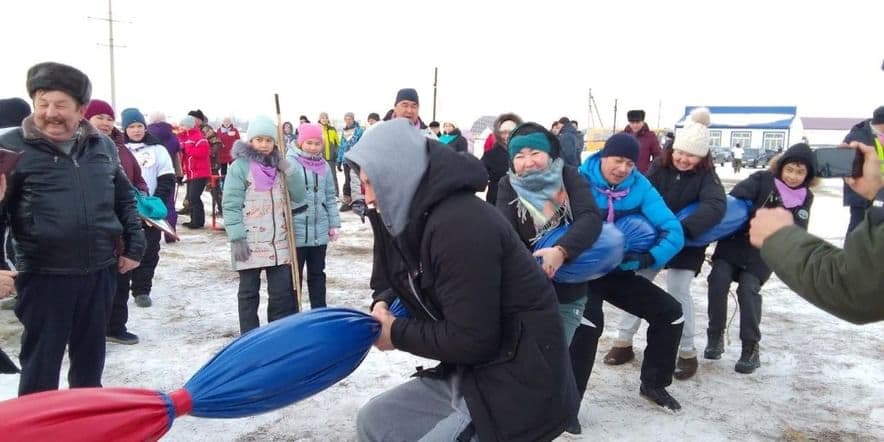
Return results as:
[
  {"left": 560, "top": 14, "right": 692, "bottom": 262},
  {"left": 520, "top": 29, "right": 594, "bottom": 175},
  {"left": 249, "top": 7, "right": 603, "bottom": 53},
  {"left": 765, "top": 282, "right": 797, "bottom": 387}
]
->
[
  {"left": 615, "top": 268, "right": 697, "bottom": 358},
  {"left": 357, "top": 373, "right": 478, "bottom": 442}
]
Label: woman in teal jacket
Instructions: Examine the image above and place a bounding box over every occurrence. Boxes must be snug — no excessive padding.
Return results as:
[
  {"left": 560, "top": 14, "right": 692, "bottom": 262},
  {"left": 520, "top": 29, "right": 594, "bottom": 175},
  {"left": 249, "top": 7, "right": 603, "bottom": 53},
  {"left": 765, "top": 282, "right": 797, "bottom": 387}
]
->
[{"left": 286, "top": 123, "right": 342, "bottom": 309}]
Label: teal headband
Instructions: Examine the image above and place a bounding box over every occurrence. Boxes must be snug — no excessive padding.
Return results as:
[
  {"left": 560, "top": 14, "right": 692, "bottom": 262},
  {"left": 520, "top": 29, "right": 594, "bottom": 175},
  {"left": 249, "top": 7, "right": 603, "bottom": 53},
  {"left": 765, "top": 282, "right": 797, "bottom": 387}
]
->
[{"left": 508, "top": 132, "right": 552, "bottom": 160}]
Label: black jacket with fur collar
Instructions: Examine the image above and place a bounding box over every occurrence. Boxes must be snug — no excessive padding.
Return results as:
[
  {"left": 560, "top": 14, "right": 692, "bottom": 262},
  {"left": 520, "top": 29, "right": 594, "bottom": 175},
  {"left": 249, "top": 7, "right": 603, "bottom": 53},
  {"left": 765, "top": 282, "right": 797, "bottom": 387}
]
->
[{"left": 0, "top": 117, "right": 145, "bottom": 274}]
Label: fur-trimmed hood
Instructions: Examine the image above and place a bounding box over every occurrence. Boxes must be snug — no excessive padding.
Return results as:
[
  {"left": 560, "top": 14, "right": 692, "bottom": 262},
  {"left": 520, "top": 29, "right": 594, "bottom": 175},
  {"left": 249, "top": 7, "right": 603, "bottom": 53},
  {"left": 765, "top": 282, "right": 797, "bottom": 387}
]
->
[{"left": 232, "top": 139, "right": 280, "bottom": 167}]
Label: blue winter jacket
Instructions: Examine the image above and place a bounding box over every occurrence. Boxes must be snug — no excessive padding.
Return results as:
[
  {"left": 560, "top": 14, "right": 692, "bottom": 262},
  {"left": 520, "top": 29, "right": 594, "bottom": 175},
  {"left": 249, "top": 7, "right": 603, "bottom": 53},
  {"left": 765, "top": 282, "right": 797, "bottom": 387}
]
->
[
  {"left": 336, "top": 123, "right": 364, "bottom": 166},
  {"left": 578, "top": 153, "right": 684, "bottom": 269},
  {"left": 286, "top": 149, "right": 342, "bottom": 247}
]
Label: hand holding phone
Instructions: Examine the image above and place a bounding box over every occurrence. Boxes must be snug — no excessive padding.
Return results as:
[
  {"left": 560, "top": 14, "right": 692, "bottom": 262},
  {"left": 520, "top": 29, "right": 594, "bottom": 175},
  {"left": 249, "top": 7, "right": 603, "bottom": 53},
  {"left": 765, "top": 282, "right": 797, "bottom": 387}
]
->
[{"left": 844, "top": 142, "right": 883, "bottom": 201}]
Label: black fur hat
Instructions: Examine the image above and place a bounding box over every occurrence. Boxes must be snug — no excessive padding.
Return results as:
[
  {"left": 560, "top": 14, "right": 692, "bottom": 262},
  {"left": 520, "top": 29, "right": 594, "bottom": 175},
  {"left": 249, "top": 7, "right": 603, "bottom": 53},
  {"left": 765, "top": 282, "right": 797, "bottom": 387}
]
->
[{"left": 26, "top": 62, "right": 92, "bottom": 105}]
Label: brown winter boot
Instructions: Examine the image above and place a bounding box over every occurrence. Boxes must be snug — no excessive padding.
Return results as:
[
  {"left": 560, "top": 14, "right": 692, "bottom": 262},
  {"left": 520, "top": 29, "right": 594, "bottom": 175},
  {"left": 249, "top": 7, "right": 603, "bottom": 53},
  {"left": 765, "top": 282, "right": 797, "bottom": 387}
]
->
[
  {"left": 674, "top": 357, "right": 698, "bottom": 380},
  {"left": 603, "top": 346, "right": 635, "bottom": 365}
]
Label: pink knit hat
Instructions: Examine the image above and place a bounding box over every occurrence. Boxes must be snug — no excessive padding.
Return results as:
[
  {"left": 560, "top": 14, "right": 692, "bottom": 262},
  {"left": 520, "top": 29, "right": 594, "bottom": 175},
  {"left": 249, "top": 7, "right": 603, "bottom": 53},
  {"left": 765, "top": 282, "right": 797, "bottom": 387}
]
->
[{"left": 297, "top": 123, "right": 323, "bottom": 146}]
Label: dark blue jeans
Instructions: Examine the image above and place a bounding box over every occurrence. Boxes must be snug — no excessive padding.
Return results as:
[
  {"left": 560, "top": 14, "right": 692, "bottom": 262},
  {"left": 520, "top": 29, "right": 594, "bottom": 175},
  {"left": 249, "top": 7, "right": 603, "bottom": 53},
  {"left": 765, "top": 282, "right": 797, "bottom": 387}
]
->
[{"left": 15, "top": 265, "right": 116, "bottom": 396}]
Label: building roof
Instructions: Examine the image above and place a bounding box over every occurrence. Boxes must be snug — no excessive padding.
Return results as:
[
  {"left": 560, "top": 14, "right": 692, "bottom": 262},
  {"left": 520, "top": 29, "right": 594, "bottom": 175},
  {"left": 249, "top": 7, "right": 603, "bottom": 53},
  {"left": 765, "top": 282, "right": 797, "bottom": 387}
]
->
[
  {"left": 800, "top": 117, "right": 865, "bottom": 131},
  {"left": 675, "top": 106, "right": 797, "bottom": 129}
]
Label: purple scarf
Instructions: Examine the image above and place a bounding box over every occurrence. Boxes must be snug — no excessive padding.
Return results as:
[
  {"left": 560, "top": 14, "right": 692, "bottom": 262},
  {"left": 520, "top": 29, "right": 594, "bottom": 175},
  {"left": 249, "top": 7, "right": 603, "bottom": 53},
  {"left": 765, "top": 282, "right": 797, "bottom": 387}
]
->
[
  {"left": 249, "top": 161, "right": 278, "bottom": 191},
  {"left": 774, "top": 178, "right": 807, "bottom": 208},
  {"left": 596, "top": 187, "right": 630, "bottom": 222},
  {"left": 296, "top": 153, "right": 328, "bottom": 176}
]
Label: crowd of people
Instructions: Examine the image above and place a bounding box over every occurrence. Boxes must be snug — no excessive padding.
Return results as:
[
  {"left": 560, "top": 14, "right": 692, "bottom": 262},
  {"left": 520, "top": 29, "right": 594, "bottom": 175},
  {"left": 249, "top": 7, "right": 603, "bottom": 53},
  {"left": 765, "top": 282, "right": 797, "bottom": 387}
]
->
[{"left": 0, "top": 61, "right": 881, "bottom": 441}]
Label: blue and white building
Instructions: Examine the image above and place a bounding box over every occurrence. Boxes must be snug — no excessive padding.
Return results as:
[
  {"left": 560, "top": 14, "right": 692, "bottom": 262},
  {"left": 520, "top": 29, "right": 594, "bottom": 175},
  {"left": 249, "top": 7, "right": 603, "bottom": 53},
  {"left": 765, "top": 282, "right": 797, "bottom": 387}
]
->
[{"left": 675, "top": 106, "right": 800, "bottom": 151}]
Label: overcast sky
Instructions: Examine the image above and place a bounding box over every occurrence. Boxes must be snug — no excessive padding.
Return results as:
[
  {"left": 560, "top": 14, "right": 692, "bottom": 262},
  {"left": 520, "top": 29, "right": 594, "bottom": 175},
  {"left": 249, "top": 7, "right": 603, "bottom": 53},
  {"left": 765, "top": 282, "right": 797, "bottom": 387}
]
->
[{"left": 2, "top": 0, "right": 882, "bottom": 130}]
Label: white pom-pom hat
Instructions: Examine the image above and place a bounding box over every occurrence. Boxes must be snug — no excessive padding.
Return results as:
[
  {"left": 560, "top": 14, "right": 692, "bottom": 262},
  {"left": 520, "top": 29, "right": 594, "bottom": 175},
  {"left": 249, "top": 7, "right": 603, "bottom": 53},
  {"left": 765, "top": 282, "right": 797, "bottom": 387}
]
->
[{"left": 674, "top": 107, "right": 712, "bottom": 157}]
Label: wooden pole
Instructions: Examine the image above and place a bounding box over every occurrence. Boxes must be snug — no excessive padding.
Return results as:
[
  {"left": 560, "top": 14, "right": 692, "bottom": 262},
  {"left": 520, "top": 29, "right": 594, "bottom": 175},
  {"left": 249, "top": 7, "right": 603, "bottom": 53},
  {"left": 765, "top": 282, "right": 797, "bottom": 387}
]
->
[{"left": 274, "top": 93, "right": 303, "bottom": 310}]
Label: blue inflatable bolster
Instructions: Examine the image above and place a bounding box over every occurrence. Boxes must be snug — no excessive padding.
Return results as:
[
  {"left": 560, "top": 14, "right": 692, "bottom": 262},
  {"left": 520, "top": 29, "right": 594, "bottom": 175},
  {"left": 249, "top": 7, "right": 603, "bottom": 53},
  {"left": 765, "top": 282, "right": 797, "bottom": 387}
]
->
[
  {"left": 676, "top": 196, "right": 751, "bottom": 247},
  {"left": 534, "top": 223, "right": 625, "bottom": 283}
]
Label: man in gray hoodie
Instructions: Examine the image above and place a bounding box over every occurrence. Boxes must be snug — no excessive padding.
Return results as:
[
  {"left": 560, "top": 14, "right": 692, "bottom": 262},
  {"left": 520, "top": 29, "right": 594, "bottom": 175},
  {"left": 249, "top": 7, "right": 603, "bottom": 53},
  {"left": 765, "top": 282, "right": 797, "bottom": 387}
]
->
[{"left": 346, "top": 119, "right": 576, "bottom": 442}]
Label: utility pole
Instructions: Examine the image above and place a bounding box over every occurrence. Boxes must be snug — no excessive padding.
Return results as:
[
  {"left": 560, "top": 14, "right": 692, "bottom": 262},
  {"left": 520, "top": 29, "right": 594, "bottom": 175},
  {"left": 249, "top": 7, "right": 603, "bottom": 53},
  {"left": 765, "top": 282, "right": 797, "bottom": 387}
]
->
[
  {"left": 89, "top": 0, "right": 127, "bottom": 110},
  {"left": 657, "top": 99, "right": 662, "bottom": 129},
  {"left": 588, "top": 88, "right": 604, "bottom": 129},
  {"left": 432, "top": 67, "right": 438, "bottom": 122},
  {"left": 612, "top": 99, "right": 618, "bottom": 133}
]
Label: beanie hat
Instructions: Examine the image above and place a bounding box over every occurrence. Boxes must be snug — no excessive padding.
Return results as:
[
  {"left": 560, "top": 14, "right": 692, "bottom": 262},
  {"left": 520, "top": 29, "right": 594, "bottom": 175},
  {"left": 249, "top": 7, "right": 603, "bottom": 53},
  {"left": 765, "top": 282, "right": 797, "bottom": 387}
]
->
[
  {"left": 0, "top": 97, "right": 32, "bottom": 129},
  {"left": 368, "top": 112, "right": 380, "bottom": 121},
  {"left": 872, "top": 106, "right": 884, "bottom": 125},
  {"left": 672, "top": 107, "right": 712, "bottom": 157},
  {"left": 297, "top": 123, "right": 323, "bottom": 146},
  {"left": 507, "top": 122, "right": 560, "bottom": 161},
  {"left": 187, "top": 109, "right": 207, "bottom": 123},
  {"left": 395, "top": 88, "right": 419, "bottom": 105},
  {"left": 180, "top": 116, "right": 197, "bottom": 129},
  {"left": 777, "top": 143, "right": 816, "bottom": 186},
  {"left": 84, "top": 99, "right": 115, "bottom": 120},
  {"left": 627, "top": 110, "right": 646, "bottom": 122},
  {"left": 121, "top": 108, "right": 146, "bottom": 128},
  {"left": 26, "top": 62, "right": 92, "bottom": 105},
  {"left": 247, "top": 115, "right": 278, "bottom": 143},
  {"left": 601, "top": 133, "right": 640, "bottom": 163}
]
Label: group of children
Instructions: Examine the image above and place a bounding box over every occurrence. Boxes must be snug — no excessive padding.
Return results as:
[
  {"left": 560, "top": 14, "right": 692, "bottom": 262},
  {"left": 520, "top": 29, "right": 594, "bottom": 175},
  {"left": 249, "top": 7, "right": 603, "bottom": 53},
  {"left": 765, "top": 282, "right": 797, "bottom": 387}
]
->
[{"left": 221, "top": 119, "right": 341, "bottom": 334}]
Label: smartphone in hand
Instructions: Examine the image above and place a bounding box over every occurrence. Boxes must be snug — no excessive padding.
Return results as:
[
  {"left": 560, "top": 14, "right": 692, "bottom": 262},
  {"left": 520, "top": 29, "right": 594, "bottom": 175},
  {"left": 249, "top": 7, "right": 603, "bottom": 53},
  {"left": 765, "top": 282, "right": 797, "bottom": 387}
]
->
[{"left": 813, "top": 147, "right": 863, "bottom": 178}]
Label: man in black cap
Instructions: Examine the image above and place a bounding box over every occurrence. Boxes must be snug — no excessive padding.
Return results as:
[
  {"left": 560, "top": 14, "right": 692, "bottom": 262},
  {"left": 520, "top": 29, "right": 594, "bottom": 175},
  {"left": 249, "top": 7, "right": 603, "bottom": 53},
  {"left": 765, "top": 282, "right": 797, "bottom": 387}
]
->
[
  {"left": 624, "top": 109, "right": 662, "bottom": 174},
  {"left": 391, "top": 88, "right": 436, "bottom": 140},
  {"left": 842, "top": 105, "right": 884, "bottom": 234},
  {"left": 0, "top": 62, "right": 145, "bottom": 396}
]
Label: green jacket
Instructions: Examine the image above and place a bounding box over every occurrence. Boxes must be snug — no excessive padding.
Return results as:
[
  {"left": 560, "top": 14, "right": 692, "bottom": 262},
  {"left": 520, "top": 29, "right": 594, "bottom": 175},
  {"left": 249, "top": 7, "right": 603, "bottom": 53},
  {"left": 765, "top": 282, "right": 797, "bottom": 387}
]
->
[{"left": 760, "top": 211, "right": 884, "bottom": 324}]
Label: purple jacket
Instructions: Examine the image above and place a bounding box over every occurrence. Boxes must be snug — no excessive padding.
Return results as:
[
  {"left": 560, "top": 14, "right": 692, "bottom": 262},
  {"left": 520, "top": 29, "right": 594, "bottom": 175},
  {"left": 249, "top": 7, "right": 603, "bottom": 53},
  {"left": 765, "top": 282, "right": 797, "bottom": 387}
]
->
[{"left": 147, "top": 121, "right": 180, "bottom": 157}]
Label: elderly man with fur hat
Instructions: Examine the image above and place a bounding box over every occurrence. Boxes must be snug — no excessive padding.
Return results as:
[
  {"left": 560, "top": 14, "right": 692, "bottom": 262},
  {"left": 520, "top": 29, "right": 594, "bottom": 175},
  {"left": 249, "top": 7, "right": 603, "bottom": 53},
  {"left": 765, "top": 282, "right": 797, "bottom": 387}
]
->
[
  {"left": 624, "top": 109, "right": 663, "bottom": 174},
  {"left": 0, "top": 62, "right": 145, "bottom": 396}
]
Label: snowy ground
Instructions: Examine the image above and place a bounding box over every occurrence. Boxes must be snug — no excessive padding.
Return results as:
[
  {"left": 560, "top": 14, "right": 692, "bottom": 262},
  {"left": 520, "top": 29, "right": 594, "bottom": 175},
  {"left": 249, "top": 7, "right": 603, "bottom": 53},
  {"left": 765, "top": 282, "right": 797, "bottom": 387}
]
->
[{"left": 1, "top": 168, "right": 882, "bottom": 441}]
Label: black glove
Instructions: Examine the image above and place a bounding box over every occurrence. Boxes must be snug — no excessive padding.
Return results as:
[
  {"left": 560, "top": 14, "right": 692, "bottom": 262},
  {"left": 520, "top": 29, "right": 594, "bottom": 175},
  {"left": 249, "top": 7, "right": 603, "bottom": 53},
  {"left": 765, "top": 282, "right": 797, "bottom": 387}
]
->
[
  {"left": 618, "top": 252, "right": 654, "bottom": 271},
  {"left": 176, "top": 176, "right": 184, "bottom": 185},
  {"left": 350, "top": 200, "right": 366, "bottom": 223},
  {"left": 231, "top": 239, "right": 251, "bottom": 262}
]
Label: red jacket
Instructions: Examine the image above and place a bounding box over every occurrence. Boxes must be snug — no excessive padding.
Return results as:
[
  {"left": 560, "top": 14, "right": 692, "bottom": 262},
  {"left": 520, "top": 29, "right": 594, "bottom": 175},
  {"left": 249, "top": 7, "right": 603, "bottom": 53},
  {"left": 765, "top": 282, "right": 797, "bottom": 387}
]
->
[
  {"left": 178, "top": 127, "right": 212, "bottom": 180},
  {"left": 216, "top": 124, "right": 239, "bottom": 165},
  {"left": 624, "top": 123, "right": 662, "bottom": 174}
]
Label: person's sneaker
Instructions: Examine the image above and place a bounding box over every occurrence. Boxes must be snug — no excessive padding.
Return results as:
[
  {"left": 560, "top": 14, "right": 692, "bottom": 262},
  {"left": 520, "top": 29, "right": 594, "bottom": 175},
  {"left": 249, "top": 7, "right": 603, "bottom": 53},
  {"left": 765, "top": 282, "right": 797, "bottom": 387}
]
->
[
  {"left": 704, "top": 332, "right": 725, "bottom": 360},
  {"left": 134, "top": 294, "right": 153, "bottom": 308},
  {"left": 640, "top": 383, "right": 682, "bottom": 412},
  {"left": 674, "top": 357, "right": 698, "bottom": 380},
  {"left": 340, "top": 203, "right": 352, "bottom": 212},
  {"left": 106, "top": 331, "right": 139, "bottom": 345},
  {"left": 735, "top": 343, "right": 760, "bottom": 374},
  {"left": 182, "top": 223, "right": 203, "bottom": 230},
  {"left": 0, "top": 296, "right": 16, "bottom": 311},
  {"left": 603, "top": 346, "right": 635, "bottom": 365},
  {"left": 176, "top": 207, "right": 189, "bottom": 215}
]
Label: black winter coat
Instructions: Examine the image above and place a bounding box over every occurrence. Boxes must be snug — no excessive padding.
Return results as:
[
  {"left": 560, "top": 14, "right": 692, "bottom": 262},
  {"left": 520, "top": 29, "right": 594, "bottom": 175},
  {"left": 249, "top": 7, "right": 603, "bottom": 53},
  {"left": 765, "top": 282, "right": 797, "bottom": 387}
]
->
[
  {"left": 557, "top": 123, "right": 582, "bottom": 167},
  {"left": 842, "top": 120, "right": 875, "bottom": 207},
  {"left": 446, "top": 128, "right": 469, "bottom": 154},
  {"left": 0, "top": 118, "right": 145, "bottom": 274},
  {"left": 646, "top": 160, "right": 726, "bottom": 273},
  {"left": 481, "top": 143, "right": 509, "bottom": 204},
  {"left": 368, "top": 143, "right": 576, "bottom": 442},
  {"left": 712, "top": 170, "right": 813, "bottom": 282},
  {"left": 496, "top": 165, "right": 603, "bottom": 302}
]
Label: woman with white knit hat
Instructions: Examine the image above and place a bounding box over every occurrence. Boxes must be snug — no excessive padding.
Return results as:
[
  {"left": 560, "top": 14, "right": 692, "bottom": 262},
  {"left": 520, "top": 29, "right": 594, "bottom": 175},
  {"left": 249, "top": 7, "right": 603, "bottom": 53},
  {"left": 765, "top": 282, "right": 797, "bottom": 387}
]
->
[{"left": 603, "top": 108, "right": 727, "bottom": 380}]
